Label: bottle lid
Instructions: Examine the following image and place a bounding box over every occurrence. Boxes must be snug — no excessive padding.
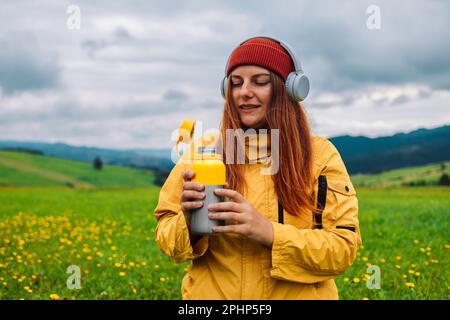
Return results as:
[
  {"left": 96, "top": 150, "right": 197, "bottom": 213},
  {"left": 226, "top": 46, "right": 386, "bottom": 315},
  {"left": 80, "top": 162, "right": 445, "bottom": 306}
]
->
[{"left": 178, "top": 119, "right": 196, "bottom": 144}]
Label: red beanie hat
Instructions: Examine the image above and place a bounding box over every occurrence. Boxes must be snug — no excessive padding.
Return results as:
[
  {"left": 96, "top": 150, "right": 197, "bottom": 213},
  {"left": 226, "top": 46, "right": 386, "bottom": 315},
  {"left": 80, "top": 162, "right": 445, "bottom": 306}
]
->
[{"left": 226, "top": 37, "right": 295, "bottom": 80}]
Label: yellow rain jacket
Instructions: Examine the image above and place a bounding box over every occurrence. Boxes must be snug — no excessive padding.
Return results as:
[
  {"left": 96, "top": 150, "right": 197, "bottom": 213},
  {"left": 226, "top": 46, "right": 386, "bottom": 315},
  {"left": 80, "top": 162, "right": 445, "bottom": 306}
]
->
[{"left": 154, "top": 132, "right": 362, "bottom": 300}]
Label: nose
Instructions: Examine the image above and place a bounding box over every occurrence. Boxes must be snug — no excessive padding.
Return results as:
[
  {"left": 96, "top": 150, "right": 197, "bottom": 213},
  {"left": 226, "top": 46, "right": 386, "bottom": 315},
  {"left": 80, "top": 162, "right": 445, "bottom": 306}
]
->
[{"left": 240, "top": 81, "right": 254, "bottom": 98}]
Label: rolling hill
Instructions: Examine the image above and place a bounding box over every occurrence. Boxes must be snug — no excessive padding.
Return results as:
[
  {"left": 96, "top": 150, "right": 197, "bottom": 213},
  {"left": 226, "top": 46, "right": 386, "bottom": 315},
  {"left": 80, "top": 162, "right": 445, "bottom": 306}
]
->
[
  {"left": 330, "top": 125, "right": 450, "bottom": 174},
  {"left": 1, "top": 125, "right": 449, "bottom": 175},
  {"left": 351, "top": 160, "right": 450, "bottom": 188},
  {"left": 0, "top": 151, "right": 156, "bottom": 188}
]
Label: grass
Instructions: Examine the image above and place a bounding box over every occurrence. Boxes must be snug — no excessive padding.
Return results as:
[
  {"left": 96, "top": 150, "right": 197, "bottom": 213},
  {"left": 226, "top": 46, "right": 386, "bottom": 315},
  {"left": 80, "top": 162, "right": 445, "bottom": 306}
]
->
[
  {"left": 0, "top": 152, "right": 448, "bottom": 299},
  {"left": 0, "top": 151, "right": 155, "bottom": 188},
  {"left": 0, "top": 187, "right": 187, "bottom": 300},
  {"left": 0, "top": 185, "right": 448, "bottom": 300},
  {"left": 351, "top": 161, "right": 450, "bottom": 188}
]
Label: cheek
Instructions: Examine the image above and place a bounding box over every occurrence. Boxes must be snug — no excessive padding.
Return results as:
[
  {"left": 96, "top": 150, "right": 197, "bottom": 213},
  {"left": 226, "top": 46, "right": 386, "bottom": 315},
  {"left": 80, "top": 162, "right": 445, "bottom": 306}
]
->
[{"left": 260, "top": 87, "right": 272, "bottom": 106}]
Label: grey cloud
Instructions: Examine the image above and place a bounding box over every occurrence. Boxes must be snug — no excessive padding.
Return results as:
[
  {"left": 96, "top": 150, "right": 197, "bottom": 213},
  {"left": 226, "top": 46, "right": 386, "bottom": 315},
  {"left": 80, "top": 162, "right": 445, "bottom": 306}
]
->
[
  {"left": 163, "top": 89, "right": 189, "bottom": 101},
  {"left": 0, "top": 35, "right": 60, "bottom": 94}
]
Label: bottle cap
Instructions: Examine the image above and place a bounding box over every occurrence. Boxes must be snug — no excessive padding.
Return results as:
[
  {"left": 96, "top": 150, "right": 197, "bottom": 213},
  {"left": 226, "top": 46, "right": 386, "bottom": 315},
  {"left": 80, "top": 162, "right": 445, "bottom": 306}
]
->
[{"left": 178, "top": 119, "right": 196, "bottom": 144}]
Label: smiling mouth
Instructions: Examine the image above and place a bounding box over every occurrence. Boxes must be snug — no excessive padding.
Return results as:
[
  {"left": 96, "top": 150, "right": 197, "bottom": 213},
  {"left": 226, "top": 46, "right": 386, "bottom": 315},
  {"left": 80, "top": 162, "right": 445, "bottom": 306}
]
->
[{"left": 239, "top": 104, "right": 261, "bottom": 110}]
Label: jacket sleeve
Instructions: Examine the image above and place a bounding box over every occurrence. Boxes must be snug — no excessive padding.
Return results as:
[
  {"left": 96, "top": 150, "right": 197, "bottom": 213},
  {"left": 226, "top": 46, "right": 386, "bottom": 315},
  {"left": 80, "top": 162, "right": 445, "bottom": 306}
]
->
[
  {"left": 153, "top": 144, "right": 209, "bottom": 264},
  {"left": 270, "top": 138, "right": 362, "bottom": 283}
]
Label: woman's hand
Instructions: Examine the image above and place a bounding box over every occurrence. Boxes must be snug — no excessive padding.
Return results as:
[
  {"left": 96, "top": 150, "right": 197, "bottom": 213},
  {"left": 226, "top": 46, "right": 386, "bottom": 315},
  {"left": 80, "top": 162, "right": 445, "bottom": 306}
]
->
[
  {"left": 208, "top": 188, "right": 274, "bottom": 248},
  {"left": 181, "top": 170, "right": 205, "bottom": 243}
]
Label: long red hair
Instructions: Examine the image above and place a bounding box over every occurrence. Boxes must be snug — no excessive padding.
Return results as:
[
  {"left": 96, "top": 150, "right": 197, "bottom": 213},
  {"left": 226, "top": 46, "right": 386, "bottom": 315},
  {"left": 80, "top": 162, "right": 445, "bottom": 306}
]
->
[{"left": 219, "top": 71, "right": 316, "bottom": 217}]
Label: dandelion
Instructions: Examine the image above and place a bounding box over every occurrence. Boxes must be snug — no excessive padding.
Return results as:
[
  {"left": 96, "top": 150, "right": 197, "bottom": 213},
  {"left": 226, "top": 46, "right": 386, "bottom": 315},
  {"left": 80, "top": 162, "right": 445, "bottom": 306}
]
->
[
  {"left": 362, "top": 297, "right": 369, "bottom": 300},
  {"left": 119, "top": 272, "right": 126, "bottom": 277},
  {"left": 415, "top": 272, "right": 420, "bottom": 277},
  {"left": 395, "top": 256, "right": 402, "bottom": 260},
  {"left": 111, "top": 246, "right": 117, "bottom": 251},
  {"left": 50, "top": 294, "right": 60, "bottom": 300},
  {"left": 445, "top": 244, "right": 450, "bottom": 249},
  {"left": 343, "top": 278, "right": 350, "bottom": 283},
  {"left": 353, "top": 278, "right": 360, "bottom": 283},
  {"left": 410, "top": 264, "right": 416, "bottom": 268},
  {"left": 406, "top": 282, "right": 415, "bottom": 288},
  {"left": 426, "top": 247, "right": 431, "bottom": 252},
  {"left": 420, "top": 248, "right": 426, "bottom": 253},
  {"left": 395, "top": 265, "right": 401, "bottom": 269},
  {"left": 86, "top": 256, "right": 92, "bottom": 261},
  {"left": 160, "top": 277, "right": 166, "bottom": 282},
  {"left": 362, "top": 257, "right": 368, "bottom": 262},
  {"left": 403, "top": 275, "right": 408, "bottom": 279},
  {"left": 408, "top": 270, "right": 415, "bottom": 274},
  {"left": 115, "top": 262, "right": 122, "bottom": 268},
  {"left": 413, "top": 240, "right": 419, "bottom": 244},
  {"left": 431, "top": 259, "right": 439, "bottom": 264},
  {"left": 379, "top": 258, "right": 386, "bottom": 263}
]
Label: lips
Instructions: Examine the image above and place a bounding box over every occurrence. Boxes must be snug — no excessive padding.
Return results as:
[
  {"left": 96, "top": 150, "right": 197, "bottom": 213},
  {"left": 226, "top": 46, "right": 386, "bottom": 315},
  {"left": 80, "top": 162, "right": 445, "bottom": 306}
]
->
[{"left": 239, "top": 104, "right": 261, "bottom": 110}]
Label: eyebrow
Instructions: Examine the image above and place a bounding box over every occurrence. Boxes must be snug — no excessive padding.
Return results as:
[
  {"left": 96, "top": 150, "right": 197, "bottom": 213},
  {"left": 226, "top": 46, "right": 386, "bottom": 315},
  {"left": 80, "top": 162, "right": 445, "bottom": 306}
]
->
[{"left": 230, "top": 73, "right": 270, "bottom": 79}]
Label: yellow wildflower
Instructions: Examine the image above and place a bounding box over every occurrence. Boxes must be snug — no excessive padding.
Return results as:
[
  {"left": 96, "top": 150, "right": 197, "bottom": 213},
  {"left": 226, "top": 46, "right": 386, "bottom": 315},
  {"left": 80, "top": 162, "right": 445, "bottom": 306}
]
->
[
  {"left": 406, "top": 282, "right": 415, "bottom": 288},
  {"left": 50, "top": 294, "right": 60, "bottom": 300},
  {"left": 353, "top": 278, "right": 360, "bottom": 283}
]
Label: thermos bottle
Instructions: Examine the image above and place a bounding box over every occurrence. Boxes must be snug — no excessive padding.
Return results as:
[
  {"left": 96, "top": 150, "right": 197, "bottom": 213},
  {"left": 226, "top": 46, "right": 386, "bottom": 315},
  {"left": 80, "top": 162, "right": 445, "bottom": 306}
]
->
[{"left": 189, "top": 146, "right": 226, "bottom": 235}]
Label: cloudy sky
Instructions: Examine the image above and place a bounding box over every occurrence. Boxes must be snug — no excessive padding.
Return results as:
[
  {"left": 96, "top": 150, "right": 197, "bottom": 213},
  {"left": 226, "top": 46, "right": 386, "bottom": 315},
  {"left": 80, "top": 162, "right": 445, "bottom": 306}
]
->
[{"left": 1, "top": 0, "right": 449, "bottom": 149}]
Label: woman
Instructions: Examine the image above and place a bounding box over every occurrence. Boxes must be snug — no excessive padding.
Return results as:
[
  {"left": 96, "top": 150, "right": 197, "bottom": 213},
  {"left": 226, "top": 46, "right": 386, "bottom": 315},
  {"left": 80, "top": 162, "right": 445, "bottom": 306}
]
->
[{"left": 154, "top": 36, "right": 362, "bottom": 300}]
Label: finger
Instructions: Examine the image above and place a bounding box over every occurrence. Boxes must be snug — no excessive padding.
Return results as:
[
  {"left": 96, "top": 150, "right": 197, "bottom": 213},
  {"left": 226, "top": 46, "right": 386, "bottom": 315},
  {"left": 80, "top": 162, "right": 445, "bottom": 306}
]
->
[
  {"left": 213, "top": 188, "right": 246, "bottom": 203},
  {"left": 182, "top": 170, "right": 195, "bottom": 181},
  {"left": 208, "top": 201, "right": 241, "bottom": 213},
  {"left": 208, "top": 211, "right": 244, "bottom": 223},
  {"left": 212, "top": 224, "right": 248, "bottom": 235},
  {"left": 183, "top": 181, "right": 205, "bottom": 192},
  {"left": 182, "top": 201, "right": 204, "bottom": 210},
  {"left": 181, "top": 190, "right": 206, "bottom": 202}
]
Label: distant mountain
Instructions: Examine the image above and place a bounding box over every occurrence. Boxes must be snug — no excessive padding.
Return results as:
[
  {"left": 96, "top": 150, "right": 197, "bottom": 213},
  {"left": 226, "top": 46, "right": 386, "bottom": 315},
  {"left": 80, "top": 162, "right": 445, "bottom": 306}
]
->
[
  {"left": 329, "top": 125, "right": 450, "bottom": 174},
  {"left": 0, "top": 141, "right": 173, "bottom": 170},
  {"left": 1, "top": 125, "right": 449, "bottom": 175}
]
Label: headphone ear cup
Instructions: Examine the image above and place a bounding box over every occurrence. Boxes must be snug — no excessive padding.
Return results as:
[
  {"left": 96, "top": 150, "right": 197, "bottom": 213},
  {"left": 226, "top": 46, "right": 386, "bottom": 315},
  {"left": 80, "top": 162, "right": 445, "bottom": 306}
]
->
[
  {"left": 285, "top": 72, "right": 310, "bottom": 102},
  {"left": 220, "top": 76, "right": 227, "bottom": 98}
]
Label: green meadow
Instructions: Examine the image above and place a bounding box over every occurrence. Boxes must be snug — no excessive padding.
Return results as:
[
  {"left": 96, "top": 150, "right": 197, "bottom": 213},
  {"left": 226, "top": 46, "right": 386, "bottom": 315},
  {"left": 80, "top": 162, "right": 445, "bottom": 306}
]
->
[{"left": 0, "top": 151, "right": 448, "bottom": 300}]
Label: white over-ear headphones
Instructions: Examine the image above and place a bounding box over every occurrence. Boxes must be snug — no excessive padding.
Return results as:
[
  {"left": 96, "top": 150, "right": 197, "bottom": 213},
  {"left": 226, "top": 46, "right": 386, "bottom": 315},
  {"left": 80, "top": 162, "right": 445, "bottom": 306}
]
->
[{"left": 220, "top": 36, "right": 310, "bottom": 102}]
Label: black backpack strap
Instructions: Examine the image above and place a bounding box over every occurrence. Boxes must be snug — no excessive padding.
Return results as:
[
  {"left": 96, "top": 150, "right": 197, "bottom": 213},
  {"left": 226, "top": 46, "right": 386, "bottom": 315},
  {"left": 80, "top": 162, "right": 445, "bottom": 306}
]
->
[
  {"left": 278, "top": 175, "right": 327, "bottom": 226},
  {"left": 278, "top": 200, "right": 284, "bottom": 224},
  {"left": 314, "top": 175, "right": 327, "bottom": 229}
]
